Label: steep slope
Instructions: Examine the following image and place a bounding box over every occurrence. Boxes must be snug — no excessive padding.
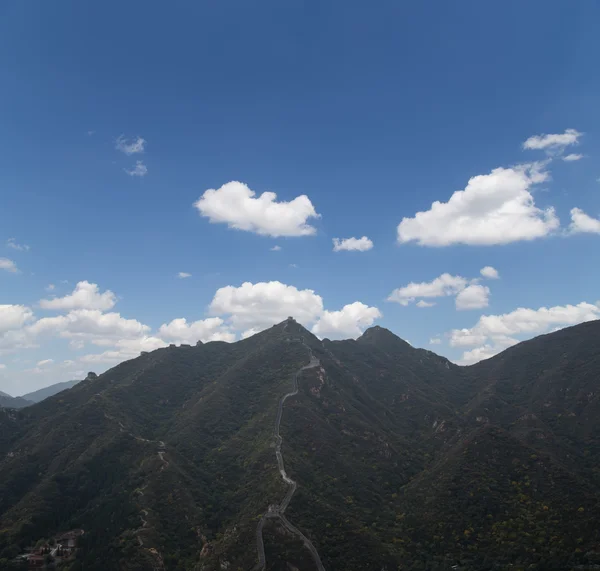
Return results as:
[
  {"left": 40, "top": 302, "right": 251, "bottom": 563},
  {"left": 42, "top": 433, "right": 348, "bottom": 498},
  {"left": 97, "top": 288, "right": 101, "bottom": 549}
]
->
[
  {"left": 20, "top": 379, "right": 81, "bottom": 403},
  {"left": 1, "top": 319, "right": 600, "bottom": 571}
]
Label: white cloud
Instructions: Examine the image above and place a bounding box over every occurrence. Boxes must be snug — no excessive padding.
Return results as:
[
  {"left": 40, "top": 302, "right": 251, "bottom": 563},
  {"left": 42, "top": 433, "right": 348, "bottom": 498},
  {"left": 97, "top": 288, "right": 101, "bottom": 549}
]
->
[
  {"left": 458, "top": 345, "right": 500, "bottom": 365},
  {"left": 210, "top": 281, "right": 324, "bottom": 330},
  {"left": 0, "top": 305, "right": 34, "bottom": 335},
  {"left": 40, "top": 281, "right": 117, "bottom": 311},
  {"left": 429, "top": 337, "right": 442, "bottom": 345},
  {"left": 45, "top": 284, "right": 56, "bottom": 292},
  {"left": 332, "top": 236, "right": 374, "bottom": 252},
  {"left": 6, "top": 238, "right": 30, "bottom": 251},
  {"left": 455, "top": 284, "right": 490, "bottom": 310},
  {"left": 177, "top": 272, "right": 192, "bottom": 279},
  {"left": 416, "top": 300, "right": 436, "bottom": 308},
  {"left": 568, "top": 208, "right": 600, "bottom": 235},
  {"left": 29, "top": 309, "right": 150, "bottom": 344},
  {"left": 523, "top": 128, "right": 582, "bottom": 151},
  {"left": 562, "top": 153, "right": 584, "bottom": 162},
  {"left": 270, "top": 245, "right": 282, "bottom": 251},
  {"left": 0, "top": 364, "right": 5, "bottom": 370},
  {"left": 0, "top": 258, "right": 18, "bottom": 273},
  {"left": 36, "top": 359, "right": 54, "bottom": 367},
  {"left": 125, "top": 160, "right": 148, "bottom": 177},
  {"left": 311, "top": 302, "right": 381, "bottom": 339},
  {"left": 194, "top": 181, "right": 320, "bottom": 237},
  {"left": 241, "top": 327, "right": 260, "bottom": 339},
  {"left": 158, "top": 317, "right": 234, "bottom": 344},
  {"left": 388, "top": 273, "right": 468, "bottom": 306},
  {"left": 480, "top": 266, "right": 499, "bottom": 279},
  {"left": 450, "top": 301, "right": 600, "bottom": 363},
  {"left": 80, "top": 336, "right": 167, "bottom": 364},
  {"left": 116, "top": 135, "right": 146, "bottom": 155},
  {"left": 396, "top": 165, "right": 559, "bottom": 246}
]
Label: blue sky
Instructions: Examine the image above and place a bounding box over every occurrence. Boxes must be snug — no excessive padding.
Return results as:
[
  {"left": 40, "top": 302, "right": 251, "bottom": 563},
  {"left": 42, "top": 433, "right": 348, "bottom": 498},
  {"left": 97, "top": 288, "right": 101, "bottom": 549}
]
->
[{"left": 1, "top": 1, "right": 600, "bottom": 394}]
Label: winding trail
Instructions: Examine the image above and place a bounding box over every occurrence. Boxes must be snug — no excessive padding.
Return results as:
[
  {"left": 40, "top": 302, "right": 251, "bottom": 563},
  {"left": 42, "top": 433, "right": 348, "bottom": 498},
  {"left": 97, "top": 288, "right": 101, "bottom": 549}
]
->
[{"left": 252, "top": 339, "right": 326, "bottom": 571}]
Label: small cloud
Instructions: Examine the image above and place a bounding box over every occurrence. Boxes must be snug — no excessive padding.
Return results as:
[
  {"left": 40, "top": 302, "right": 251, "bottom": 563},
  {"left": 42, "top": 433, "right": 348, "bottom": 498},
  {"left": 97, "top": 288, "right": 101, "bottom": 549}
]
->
[
  {"left": 87, "top": 130, "right": 95, "bottom": 136},
  {"left": 562, "top": 153, "right": 584, "bottom": 162},
  {"left": 270, "top": 245, "right": 282, "bottom": 251},
  {"left": 455, "top": 284, "right": 490, "bottom": 310},
  {"left": 125, "top": 160, "right": 148, "bottom": 177},
  {"left": 36, "top": 359, "right": 54, "bottom": 367},
  {"left": 45, "top": 284, "right": 56, "bottom": 292},
  {"left": 480, "top": 266, "right": 499, "bottom": 279},
  {"left": 416, "top": 300, "right": 436, "bottom": 308},
  {"left": 568, "top": 207, "right": 600, "bottom": 235},
  {"left": 0, "top": 258, "right": 18, "bottom": 273},
  {"left": 177, "top": 272, "right": 192, "bottom": 279},
  {"left": 429, "top": 337, "right": 442, "bottom": 345},
  {"left": 523, "top": 128, "right": 582, "bottom": 152},
  {"left": 6, "top": 238, "right": 30, "bottom": 251},
  {"left": 194, "top": 181, "right": 319, "bottom": 238},
  {"left": 332, "top": 236, "right": 374, "bottom": 252},
  {"left": 289, "top": 263, "right": 298, "bottom": 268},
  {"left": 116, "top": 135, "right": 146, "bottom": 155}
]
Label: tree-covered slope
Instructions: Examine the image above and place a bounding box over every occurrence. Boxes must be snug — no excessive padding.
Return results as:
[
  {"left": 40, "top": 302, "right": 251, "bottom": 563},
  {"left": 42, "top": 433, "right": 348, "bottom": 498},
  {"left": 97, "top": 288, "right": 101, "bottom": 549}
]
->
[{"left": 1, "top": 318, "right": 600, "bottom": 571}]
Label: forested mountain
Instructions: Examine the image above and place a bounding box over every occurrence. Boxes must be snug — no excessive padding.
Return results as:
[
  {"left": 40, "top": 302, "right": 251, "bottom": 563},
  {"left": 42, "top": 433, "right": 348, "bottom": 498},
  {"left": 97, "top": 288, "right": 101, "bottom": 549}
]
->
[{"left": 1, "top": 318, "right": 600, "bottom": 571}]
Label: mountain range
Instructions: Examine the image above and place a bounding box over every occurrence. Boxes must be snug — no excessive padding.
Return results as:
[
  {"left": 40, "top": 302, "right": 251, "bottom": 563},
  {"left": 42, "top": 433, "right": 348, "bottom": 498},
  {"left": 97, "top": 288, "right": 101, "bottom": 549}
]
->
[
  {"left": 1, "top": 318, "right": 599, "bottom": 570},
  {"left": 0, "top": 380, "right": 81, "bottom": 410}
]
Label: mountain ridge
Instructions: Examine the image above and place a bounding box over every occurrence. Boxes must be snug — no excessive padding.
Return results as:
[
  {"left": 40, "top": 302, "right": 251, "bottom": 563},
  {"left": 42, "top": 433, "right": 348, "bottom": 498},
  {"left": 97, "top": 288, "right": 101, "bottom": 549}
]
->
[{"left": 0, "top": 318, "right": 600, "bottom": 570}]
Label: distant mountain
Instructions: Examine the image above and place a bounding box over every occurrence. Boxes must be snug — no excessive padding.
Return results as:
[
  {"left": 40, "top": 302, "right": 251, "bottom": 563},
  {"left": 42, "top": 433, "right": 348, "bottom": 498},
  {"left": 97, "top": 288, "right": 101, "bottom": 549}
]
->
[
  {"left": 20, "top": 379, "right": 81, "bottom": 403},
  {"left": 0, "top": 391, "right": 33, "bottom": 409},
  {"left": 0, "top": 318, "right": 600, "bottom": 571}
]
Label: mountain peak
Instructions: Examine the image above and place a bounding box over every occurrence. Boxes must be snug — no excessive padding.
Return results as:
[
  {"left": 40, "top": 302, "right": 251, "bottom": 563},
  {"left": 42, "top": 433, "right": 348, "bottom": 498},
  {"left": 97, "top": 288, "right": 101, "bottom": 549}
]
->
[{"left": 358, "top": 325, "right": 411, "bottom": 348}]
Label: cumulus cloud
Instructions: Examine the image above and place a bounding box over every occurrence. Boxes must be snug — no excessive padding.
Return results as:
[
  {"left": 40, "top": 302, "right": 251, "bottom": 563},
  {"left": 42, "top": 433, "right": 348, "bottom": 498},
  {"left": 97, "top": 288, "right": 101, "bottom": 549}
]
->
[
  {"left": 523, "top": 128, "right": 582, "bottom": 152},
  {"left": 396, "top": 165, "right": 559, "bottom": 246},
  {"left": 568, "top": 208, "right": 600, "bottom": 235},
  {"left": 455, "top": 284, "right": 490, "bottom": 310},
  {"left": 125, "top": 160, "right": 148, "bottom": 177},
  {"left": 6, "top": 238, "right": 30, "bottom": 251},
  {"left": 0, "top": 258, "right": 18, "bottom": 273},
  {"left": 332, "top": 236, "right": 374, "bottom": 252},
  {"left": 388, "top": 273, "right": 468, "bottom": 306},
  {"left": 177, "top": 272, "right": 192, "bottom": 279},
  {"left": 36, "top": 359, "right": 53, "bottom": 367},
  {"left": 416, "top": 300, "right": 436, "bottom": 308},
  {"left": 210, "top": 281, "right": 324, "bottom": 330},
  {"left": 116, "top": 135, "right": 146, "bottom": 155},
  {"left": 208, "top": 280, "right": 379, "bottom": 340},
  {"left": 429, "top": 337, "right": 442, "bottom": 345},
  {"left": 39, "top": 281, "right": 117, "bottom": 311},
  {"left": 158, "top": 317, "right": 235, "bottom": 344},
  {"left": 450, "top": 301, "right": 600, "bottom": 364},
  {"left": 0, "top": 305, "right": 34, "bottom": 335},
  {"left": 194, "top": 181, "right": 320, "bottom": 237},
  {"left": 29, "top": 309, "right": 150, "bottom": 344},
  {"left": 80, "top": 336, "right": 167, "bottom": 364},
  {"left": 480, "top": 266, "right": 499, "bottom": 279},
  {"left": 311, "top": 302, "right": 381, "bottom": 339},
  {"left": 562, "top": 153, "right": 583, "bottom": 162},
  {"left": 270, "top": 245, "right": 282, "bottom": 251}
]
